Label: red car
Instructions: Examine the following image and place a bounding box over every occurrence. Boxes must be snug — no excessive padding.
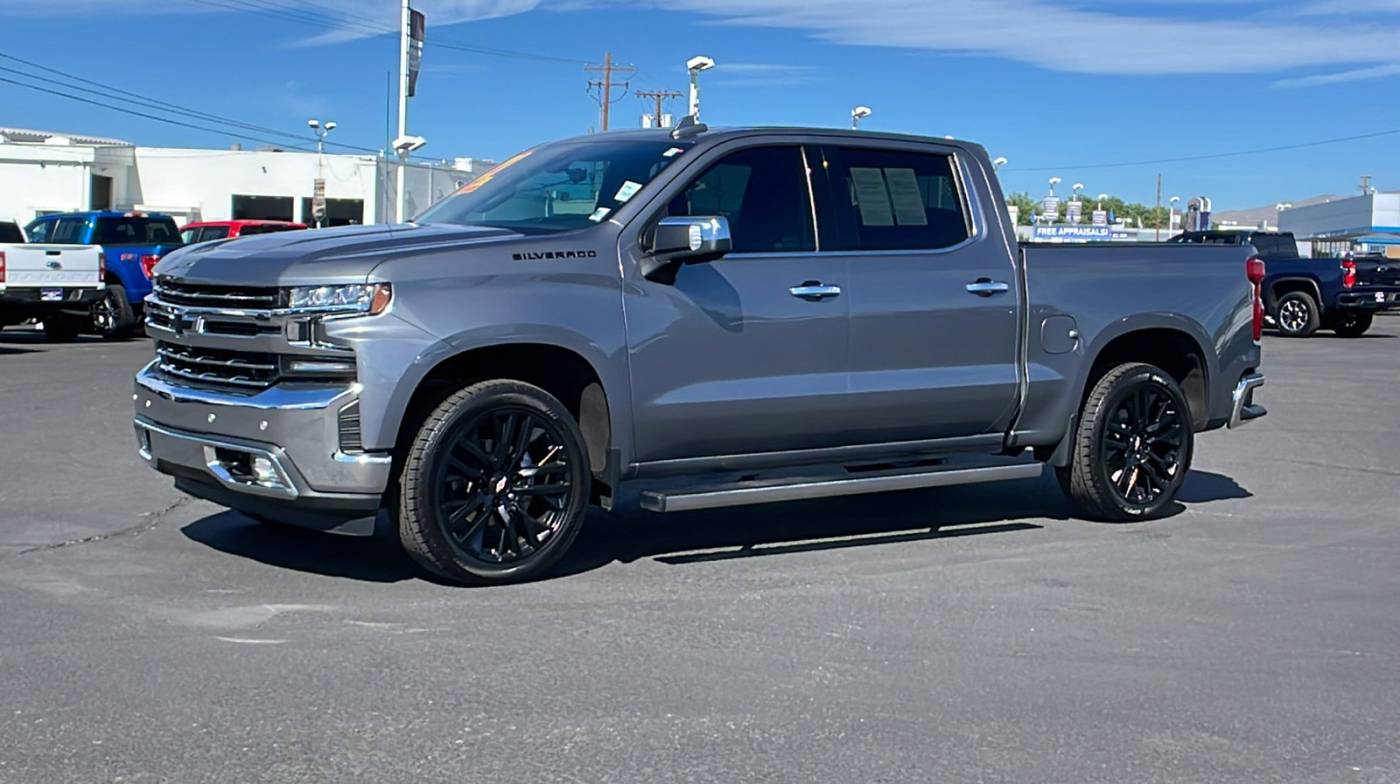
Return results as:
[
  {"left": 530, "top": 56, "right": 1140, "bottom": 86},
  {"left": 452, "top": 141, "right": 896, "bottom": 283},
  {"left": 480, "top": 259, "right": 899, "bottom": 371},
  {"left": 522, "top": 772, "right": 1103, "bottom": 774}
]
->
[{"left": 180, "top": 220, "right": 308, "bottom": 244}]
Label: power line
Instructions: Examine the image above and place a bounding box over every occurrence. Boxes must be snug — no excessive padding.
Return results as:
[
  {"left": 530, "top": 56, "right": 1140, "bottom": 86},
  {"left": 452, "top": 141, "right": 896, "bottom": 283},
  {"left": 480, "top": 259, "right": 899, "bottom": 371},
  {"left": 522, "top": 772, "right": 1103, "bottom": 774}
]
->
[
  {"left": 0, "top": 75, "right": 317, "bottom": 151},
  {"left": 0, "top": 50, "right": 380, "bottom": 154},
  {"left": 1011, "top": 127, "right": 1400, "bottom": 172}
]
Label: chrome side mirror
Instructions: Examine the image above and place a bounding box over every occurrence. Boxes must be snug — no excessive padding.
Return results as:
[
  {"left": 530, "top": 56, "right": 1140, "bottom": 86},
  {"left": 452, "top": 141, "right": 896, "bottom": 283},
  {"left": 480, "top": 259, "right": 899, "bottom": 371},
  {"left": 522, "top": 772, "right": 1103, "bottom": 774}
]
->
[{"left": 642, "top": 216, "right": 732, "bottom": 282}]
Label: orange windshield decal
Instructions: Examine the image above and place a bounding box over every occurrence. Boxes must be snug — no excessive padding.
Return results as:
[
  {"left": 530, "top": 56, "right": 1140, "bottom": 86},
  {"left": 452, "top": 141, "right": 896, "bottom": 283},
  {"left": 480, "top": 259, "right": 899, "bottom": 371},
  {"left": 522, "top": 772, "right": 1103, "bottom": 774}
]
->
[{"left": 455, "top": 150, "right": 533, "bottom": 195}]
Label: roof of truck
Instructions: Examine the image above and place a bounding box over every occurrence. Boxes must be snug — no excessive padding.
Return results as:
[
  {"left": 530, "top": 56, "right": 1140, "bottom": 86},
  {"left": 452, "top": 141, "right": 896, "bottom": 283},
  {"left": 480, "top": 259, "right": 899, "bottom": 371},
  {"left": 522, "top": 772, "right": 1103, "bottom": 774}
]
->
[{"left": 557, "top": 126, "right": 982, "bottom": 149}]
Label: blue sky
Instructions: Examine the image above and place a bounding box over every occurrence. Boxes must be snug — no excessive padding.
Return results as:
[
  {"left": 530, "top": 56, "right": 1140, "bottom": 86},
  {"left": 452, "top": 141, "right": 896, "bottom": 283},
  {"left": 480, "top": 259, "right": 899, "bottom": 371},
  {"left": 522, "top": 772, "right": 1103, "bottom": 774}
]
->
[{"left": 5, "top": 0, "right": 1400, "bottom": 210}]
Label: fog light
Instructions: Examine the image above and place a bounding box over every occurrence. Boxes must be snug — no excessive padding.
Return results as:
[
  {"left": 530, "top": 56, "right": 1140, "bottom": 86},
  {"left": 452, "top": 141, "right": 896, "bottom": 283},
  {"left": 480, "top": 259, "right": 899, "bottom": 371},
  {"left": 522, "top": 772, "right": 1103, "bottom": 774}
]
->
[{"left": 251, "top": 456, "right": 279, "bottom": 485}]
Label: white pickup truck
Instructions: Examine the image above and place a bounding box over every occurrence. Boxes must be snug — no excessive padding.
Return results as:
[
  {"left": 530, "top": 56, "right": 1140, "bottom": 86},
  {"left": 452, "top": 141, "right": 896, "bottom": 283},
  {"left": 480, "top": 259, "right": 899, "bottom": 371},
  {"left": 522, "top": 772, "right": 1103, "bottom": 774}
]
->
[{"left": 0, "top": 219, "right": 105, "bottom": 341}]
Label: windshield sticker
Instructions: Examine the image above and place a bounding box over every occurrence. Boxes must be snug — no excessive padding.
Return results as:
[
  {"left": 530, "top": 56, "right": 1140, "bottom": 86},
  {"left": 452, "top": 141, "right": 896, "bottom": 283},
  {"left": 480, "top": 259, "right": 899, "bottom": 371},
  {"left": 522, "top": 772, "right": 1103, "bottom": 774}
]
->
[
  {"left": 614, "top": 180, "right": 643, "bottom": 203},
  {"left": 663, "top": 147, "right": 685, "bottom": 158},
  {"left": 850, "top": 167, "right": 895, "bottom": 227},
  {"left": 588, "top": 207, "right": 612, "bottom": 223},
  {"left": 884, "top": 168, "right": 928, "bottom": 226},
  {"left": 454, "top": 150, "right": 533, "bottom": 195}
]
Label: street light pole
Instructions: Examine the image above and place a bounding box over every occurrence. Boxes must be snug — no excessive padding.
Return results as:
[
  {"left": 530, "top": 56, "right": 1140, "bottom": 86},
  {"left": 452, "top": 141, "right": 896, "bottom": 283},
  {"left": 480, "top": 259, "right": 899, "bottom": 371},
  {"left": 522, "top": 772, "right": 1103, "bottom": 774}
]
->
[
  {"left": 851, "top": 105, "right": 872, "bottom": 130},
  {"left": 1168, "top": 195, "right": 1180, "bottom": 236},
  {"left": 307, "top": 118, "right": 335, "bottom": 229},
  {"left": 686, "top": 55, "right": 715, "bottom": 120}
]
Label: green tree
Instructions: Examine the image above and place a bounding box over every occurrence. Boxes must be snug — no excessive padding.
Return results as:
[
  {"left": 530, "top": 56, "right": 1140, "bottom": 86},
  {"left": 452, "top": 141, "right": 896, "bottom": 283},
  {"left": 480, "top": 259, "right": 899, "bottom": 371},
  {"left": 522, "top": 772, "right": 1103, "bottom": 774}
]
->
[{"left": 1005, "top": 191, "right": 1037, "bottom": 224}]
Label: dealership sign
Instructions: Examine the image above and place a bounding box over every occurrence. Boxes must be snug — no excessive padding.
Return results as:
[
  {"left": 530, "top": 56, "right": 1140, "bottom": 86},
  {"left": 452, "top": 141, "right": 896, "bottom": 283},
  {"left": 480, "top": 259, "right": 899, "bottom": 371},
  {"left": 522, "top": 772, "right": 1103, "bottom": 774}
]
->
[{"left": 1034, "top": 225, "right": 1116, "bottom": 242}]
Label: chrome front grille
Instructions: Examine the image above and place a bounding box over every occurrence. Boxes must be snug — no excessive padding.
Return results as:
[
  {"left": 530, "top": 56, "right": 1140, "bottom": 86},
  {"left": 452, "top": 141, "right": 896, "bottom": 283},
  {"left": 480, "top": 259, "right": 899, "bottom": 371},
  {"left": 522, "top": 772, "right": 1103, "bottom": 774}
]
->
[
  {"left": 155, "top": 341, "right": 280, "bottom": 389},
  {"left": 153, "top": 277, "right": 281, "bottom": 309}
]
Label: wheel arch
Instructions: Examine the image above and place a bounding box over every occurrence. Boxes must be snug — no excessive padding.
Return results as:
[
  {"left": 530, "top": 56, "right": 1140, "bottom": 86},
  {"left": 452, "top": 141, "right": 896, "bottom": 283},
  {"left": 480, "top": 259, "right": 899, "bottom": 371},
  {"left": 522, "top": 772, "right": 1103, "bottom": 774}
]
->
[
  {"left": 389, "top": 340, "right": 619, "bottom": 489},
  {"left": 1040, "top": 322, "right": 1213, "bottom": 467},
  {"left": 1265, "top": 276, "right": 1323, "bottom": 314}
]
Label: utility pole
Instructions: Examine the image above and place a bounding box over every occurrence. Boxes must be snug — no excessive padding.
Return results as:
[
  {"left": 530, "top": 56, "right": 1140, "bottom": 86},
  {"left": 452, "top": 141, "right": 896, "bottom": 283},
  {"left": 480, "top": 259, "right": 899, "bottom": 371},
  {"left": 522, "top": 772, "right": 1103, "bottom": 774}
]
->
[
  {"left": 636, "top": 89, "right": 682, "bottom": 128},
  {"left": 1154, "top": 173, "right": 1163, "bottom": 242},
  {"left": 585, "top": 51, "right": 635, "bottom": 132},
  {"left": 395, "top": 0, "right": 411, "bottom": 222}
]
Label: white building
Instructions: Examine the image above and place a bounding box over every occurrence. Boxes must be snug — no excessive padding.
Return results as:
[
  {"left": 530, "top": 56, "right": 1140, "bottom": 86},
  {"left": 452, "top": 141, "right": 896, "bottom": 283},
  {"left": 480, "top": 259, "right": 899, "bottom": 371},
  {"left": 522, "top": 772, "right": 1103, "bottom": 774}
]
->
[{"left": 0, "top": 128, "right": 494, "bottom": 227}]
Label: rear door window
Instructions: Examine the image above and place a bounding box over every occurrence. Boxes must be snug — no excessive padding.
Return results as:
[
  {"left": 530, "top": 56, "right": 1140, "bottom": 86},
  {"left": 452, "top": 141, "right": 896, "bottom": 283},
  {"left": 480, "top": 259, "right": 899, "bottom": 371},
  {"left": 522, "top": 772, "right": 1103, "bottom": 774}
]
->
[
  {"left": 666, "top": 145, "right": 815, "bottom": 254},
  {"left": 96, "top": 217, "right": 182, "bottom": 245},
  {"left": 50, "top": 218, "right": 88, "bottom": 244},
  {"left": 818, "top": 146, "right": 970, "bottom": 252},
  {"left": 200, "top": 225, "right": 231, "bottom": 241}
]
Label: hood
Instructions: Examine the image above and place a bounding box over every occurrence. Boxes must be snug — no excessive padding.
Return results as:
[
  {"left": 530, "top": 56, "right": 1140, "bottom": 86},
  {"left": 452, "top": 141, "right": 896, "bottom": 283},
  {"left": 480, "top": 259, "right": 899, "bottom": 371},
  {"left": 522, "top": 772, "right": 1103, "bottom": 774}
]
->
[{"left": 154, "top": 223, "right": 519, "bottom": 286}]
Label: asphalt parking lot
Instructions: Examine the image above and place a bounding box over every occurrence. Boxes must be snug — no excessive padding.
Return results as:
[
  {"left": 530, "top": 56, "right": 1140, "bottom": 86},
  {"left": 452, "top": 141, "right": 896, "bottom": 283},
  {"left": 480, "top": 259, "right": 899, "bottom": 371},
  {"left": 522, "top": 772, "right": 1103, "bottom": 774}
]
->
[{"left": 2, "top": 320, "right": 1398, "bottom": 784}]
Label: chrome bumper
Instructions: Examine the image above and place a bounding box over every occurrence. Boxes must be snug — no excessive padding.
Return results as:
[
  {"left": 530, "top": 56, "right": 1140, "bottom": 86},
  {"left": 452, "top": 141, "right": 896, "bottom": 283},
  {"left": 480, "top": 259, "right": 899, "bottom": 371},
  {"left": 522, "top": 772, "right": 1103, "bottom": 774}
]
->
[
  {"left": 133, "top": 362, "right": 392, "bottom": 501},
  {"left": 1228, "top": 373, "right": 1267, "bottom": 429}
]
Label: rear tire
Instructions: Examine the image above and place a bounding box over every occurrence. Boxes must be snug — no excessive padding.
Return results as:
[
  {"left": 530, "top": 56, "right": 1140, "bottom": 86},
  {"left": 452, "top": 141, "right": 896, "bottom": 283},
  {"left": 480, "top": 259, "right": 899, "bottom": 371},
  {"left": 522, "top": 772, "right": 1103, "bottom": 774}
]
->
[
  {"left": 41, "top": 315, "right": 82, "bottom": 342},
  {"left": 93, "top": 284, "right": 137, "bottom": 339},
  {"left": 396, "top": 380, "right": 591, "bottom": 586},
  {"left": 1059, "top": 363, "right": 1194, "bottom": 521},
  {"left": 1274, "top": 291, "right": 1320, "bottom": 337},
  {"left": 1330, "top": 312, "right": 1373, "bottom": 338}
]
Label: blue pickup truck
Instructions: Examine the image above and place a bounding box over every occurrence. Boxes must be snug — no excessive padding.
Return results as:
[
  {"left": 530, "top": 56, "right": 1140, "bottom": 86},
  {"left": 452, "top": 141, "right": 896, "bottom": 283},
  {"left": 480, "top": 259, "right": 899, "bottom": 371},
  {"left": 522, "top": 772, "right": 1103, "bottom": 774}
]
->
[
  {"left": 24, "top": 211, "right": 184, "bottom": 338},
  {"left": 1172, "top": 230, "right": 1400, "bottom": 337}
]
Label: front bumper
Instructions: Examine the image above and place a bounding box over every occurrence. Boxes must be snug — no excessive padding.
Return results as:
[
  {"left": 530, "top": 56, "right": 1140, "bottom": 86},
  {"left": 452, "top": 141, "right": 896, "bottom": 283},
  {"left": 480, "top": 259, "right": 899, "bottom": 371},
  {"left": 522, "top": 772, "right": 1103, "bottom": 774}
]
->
[
  {"left": 133, "top": 363, "right": 391, "bottom": 528},
  {"left": 1228, "top": 373, "right": 1267, "bottom": 429}
]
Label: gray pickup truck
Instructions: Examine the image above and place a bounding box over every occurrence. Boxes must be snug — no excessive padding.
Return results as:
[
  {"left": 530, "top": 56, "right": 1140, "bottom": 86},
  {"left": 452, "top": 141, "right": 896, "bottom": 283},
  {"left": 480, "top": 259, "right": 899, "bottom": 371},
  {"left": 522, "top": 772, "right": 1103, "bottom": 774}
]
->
[{"left": 133, "top": 125, "right": 1267, "bottom": 584}]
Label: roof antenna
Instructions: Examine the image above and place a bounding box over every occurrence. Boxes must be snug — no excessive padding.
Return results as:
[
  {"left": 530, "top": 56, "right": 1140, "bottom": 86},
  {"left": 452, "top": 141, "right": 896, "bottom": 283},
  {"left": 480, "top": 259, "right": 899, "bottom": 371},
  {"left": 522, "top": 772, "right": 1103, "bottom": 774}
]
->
[{"left": 671, "top": 114, "right": 708, "bottom": 140}]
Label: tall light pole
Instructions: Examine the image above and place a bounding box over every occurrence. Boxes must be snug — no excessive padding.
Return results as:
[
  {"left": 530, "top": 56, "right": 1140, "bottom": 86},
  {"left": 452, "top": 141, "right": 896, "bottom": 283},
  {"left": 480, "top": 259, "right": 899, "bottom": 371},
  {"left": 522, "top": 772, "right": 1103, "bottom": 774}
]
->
[
  {"left": 993, "top": 157, "right": 1008, "bottom": 170},
  {"left": 1048, "top": 176, "right": 1061, "bottom": 197},
  {"left": 851, "top": 105, "right": 872, "bottom": 130},
  {"left": 308, "top": 118, "right": 335, "bottom": 228},
  {"left": 1168, "top": 195, "right": 1180, "bottom": 235},
  {"left": 686, "top": 55, "right": 715, "bottom": 120},
  {"left": 1274, "top": 201, "right": 1293, "bottom": 229}
]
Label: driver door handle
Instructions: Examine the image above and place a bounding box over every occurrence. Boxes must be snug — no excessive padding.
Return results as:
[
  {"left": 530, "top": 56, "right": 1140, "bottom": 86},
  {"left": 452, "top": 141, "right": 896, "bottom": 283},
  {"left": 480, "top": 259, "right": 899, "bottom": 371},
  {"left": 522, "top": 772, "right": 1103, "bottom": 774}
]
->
[
  {"left": 965, "top": 279, "right": 1010, "bottom": 297},
  {"left": 789, "top": 281, "right": 842, "bottom": 301}
]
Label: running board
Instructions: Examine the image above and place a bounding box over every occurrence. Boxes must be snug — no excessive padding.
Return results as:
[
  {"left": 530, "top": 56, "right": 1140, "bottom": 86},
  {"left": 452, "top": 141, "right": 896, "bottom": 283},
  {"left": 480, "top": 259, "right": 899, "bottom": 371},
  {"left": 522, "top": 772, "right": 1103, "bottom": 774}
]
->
[{"left": 639, "top": 461, "right": 1045, "bottom": 513}]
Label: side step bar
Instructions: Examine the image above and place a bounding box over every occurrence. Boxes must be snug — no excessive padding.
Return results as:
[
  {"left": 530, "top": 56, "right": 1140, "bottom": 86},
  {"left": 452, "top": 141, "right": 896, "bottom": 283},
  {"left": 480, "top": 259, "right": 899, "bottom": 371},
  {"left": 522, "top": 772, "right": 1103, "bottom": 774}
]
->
[{"left": 639, "top": 461, "right": 1045, "bottom": 513}]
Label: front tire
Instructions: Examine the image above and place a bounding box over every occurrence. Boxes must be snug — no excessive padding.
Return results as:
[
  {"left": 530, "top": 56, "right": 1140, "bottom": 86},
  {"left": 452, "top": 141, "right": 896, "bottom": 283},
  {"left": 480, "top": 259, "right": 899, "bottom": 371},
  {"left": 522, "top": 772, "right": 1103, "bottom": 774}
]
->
[
  {"left": 1330, "top": 312, "right": 1373, "bottom": 338},
  {"left": 396, "top": 380, "right": 591, "bottom": 585},
  {"left": 1058, "top": 363, "right": 1193, "bottom": 521},
  {"left": 1274, "top": 291, "right": 1320, "bottom": 337},
  {"left": 92, "top": 284, "right": 137, "bottom": 339}
]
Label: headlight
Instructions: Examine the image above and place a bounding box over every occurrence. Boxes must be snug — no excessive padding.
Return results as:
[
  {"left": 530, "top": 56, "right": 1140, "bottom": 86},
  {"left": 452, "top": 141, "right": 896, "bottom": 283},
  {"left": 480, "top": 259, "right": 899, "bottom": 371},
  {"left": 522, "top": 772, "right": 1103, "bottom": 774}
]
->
[{"left": 286, "top": 283, "right": 392, "bottom": 314}]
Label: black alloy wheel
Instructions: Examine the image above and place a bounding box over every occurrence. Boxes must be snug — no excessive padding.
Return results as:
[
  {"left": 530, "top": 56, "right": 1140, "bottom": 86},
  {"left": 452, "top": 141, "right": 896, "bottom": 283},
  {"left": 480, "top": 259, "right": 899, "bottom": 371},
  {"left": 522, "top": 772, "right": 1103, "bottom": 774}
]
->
[
  {"left": 1099, "top": 380, "right": 1188, "bottom": 508},
  {"left": 398, "top": 380, "right": 590, "bottom": 585},
  {"left": 92, "top": 283, "right": 136, "bottom": 339},
  {"left": 1058, "top": 363, "right": 1194, "bottom": 521},
  {"left": 434, "top": 407, "right": 575, "bottom": 565}
]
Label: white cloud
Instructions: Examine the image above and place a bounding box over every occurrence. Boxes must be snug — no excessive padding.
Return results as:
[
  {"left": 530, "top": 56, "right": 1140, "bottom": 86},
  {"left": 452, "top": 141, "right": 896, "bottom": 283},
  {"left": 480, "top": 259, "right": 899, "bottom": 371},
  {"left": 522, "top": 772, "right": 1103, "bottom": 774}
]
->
[
  {"left": 1272, "top": 63, "right": 1400, "bottom": 89},
  {"left": 653, "top": 0, "right": 1400, "bottom": 76}
]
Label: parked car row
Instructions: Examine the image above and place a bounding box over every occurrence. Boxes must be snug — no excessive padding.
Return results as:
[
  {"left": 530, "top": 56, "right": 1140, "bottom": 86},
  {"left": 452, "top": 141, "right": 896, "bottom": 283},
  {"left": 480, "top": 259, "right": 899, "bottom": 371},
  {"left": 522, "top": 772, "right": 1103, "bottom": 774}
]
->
[
  {"left": 1171, "top": 229, "right": 1400, "bottom": 337},
  {"left": 0, "top": 215, "right": 307, "bottom": 340}
]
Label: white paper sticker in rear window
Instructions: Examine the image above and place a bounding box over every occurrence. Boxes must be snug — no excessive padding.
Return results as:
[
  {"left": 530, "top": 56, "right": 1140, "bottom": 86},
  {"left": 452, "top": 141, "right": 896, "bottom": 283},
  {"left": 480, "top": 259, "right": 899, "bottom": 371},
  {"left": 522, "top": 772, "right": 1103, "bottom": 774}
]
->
[{"left": 850, "top": 167, "right": 894, "bottom": 227}]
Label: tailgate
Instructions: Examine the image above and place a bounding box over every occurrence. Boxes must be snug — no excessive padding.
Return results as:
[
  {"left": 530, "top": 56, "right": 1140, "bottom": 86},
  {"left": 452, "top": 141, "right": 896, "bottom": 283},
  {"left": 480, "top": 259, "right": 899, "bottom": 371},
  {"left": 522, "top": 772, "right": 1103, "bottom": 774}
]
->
[
  {"left": 1354, "top": 258, "right": 1400, "bottom": 288},
  {"left": 1, "top": 244, "right": 103, "bottom": 287}
]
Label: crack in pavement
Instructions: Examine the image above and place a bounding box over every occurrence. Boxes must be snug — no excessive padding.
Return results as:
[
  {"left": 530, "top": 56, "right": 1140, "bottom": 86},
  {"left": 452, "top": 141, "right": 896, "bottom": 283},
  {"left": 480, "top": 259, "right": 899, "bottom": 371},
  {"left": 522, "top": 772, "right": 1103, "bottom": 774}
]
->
[{"left": 3, "top": 496, "right": 195, "bottom": 560}]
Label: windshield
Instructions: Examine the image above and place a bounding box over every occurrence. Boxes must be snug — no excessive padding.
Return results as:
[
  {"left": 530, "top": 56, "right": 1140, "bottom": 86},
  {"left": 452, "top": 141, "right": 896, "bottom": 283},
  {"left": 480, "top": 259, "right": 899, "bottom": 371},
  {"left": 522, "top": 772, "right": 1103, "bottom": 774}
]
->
[{"left": 416, "top": 139, "right": 693, "bottom": 235}]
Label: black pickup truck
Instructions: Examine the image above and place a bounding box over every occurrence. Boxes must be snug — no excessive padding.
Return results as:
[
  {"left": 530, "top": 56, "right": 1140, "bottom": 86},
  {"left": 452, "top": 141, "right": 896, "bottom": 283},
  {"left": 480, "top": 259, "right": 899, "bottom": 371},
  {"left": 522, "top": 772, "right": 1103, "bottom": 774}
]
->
[{"left": 1171, "top": 230, "right": 1400, "bottom": 337}]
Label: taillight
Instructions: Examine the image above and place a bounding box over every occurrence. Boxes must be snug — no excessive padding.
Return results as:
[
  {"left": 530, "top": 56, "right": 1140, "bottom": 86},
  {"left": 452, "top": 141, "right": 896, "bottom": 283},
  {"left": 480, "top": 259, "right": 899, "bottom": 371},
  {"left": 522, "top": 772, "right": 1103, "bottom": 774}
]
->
[
  {"left": 98, "top": 251, "right": 106, "bottom": 282},
  {"left": 1247, "top": 255, "right": 1265, "bottom": 342},
  {"left": 140, "top": 254, "right": 160, "bottom": 279},
  {"left": 0, "top": 251, "right": 6, "bottom": 284},
  {"left": 1341, "top": 258, "right": 1357, "bottom": 289}
]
